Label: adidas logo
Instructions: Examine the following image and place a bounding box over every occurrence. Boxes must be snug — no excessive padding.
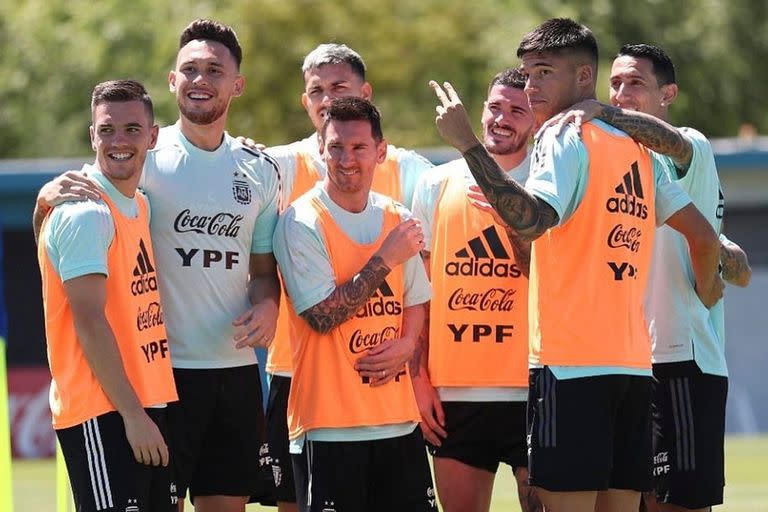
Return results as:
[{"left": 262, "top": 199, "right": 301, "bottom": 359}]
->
[
  {"left": 131, "top": 239, "right": 158, "bottom": 296},
  {"left": 356, "top": 279, "right": 402, "bottom": 318},
  {"left": 606, "top": 162, "right": 649, "bottom": 219},
  {"left": 445, "top": 226, "right": 522, "bottom": 278}
]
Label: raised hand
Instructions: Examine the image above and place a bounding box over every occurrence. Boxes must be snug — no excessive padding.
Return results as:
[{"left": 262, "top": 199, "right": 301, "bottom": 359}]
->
[
  {"left": 375, "top": 218, "right": 425, "bottom": 269},
  {"left": 535, "top": 99, "right": 603, "bottom": 139},
  {"left": 429, "top": 80, "right": 481, "bottom": 153}
]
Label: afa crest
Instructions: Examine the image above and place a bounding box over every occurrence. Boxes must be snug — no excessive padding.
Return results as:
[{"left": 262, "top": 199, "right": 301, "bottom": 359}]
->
[{"left": 232, "top": 180, "right": 252, "bottom": 205}]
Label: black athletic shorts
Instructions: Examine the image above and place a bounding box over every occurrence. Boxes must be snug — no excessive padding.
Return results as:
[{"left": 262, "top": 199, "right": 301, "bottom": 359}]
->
[
  {"left": 165, "top": 364, "right": 273, "bottom": 503},
  {"left": 527, "top": 367, "right": 653, "bottom": 492},
  {"left": 427, "top": 401, "right": 527, "bottom": 472},
  {"left": 292, "top": 428, "right": 438, "bottom": 512},
  {"left": 651, "top": 361, "right": 728, "bottom": 509},
  {"left": 263, "top": 374, "right": 296, "bottom": 503},
  {"left": 56, "top": 409, "right": 177, "bottom": 512}
]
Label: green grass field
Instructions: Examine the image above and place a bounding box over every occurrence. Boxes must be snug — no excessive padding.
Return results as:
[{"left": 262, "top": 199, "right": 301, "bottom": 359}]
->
[{"left": 10, "top": 435, "right": 768, "bottom": 511}]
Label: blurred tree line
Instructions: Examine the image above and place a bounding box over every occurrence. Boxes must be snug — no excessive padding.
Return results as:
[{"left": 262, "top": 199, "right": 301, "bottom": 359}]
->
[{"left": 1, "top": 0, "right": 766, "bottom": 158}]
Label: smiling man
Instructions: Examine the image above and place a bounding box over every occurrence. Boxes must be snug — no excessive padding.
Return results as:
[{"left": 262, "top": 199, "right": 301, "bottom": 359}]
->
[
  {"left": 38, "top": 80, "right": 179, "bottom": 512},
  {"left": 34, "top": 19, "right": 282, "bottom": 512},
  {"left": 412, "top": 68, "right": 539, "bottom": 512},
  {"left": 429, "top": 18, "right": 723, "bottom": 512},
  {"left": 273, "top": 97, "right": 436, "bottom": 512}
]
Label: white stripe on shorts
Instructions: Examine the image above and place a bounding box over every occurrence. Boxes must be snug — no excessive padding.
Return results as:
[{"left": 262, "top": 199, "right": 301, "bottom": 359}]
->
[{"left": 83, "top": 418, "right": 114, "bottom": 510}]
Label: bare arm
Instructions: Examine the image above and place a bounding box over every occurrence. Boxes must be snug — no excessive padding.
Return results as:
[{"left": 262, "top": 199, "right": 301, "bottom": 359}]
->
[
  {"left": 665, "top": 204, "right": 723, "bottom": 306},
  {"left": 232, "top": 253, "right": 281, "bottom": 348},
  {"left": 596, "top": 104, "right": 693, "bottom": 177},
  {"left": 300, "top": 218, "right": 424, "bottom": 334},
  {"left": 409, "top": 251, "right": 432, "bottom": 378},
  {"left": 64, "top": 274, "right": 168, "bottom": 466},
  {"left": 300, "top": 255, "right": 392, "bottom": 333},
  {"left": 720, "top": 235, "right": 752, "bottom": 287},
  {"left": 430, "top": 81, "right": 558, "bottom": 241}
]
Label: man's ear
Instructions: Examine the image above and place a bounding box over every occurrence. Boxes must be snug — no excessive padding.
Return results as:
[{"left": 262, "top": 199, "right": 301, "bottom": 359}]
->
[
  {"left": 89, "top": 125, "right": 97, "bottom": 152},
  {"left": 168, "top": 70, "right": 177, "bottom": 93},
  {"left": 660, "top": 83, "right": 678, "bottom": 107}
]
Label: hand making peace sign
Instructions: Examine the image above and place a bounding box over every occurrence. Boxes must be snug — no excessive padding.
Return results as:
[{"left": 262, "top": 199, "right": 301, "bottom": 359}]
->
[{"left": 429, "top": 80, "right": 482, "bottom": 154}]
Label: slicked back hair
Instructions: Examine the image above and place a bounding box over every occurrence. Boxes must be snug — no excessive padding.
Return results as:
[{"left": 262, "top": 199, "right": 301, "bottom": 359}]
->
[
  {"left": 617, "top": 43, "right": 676, "bottom": 86},
  {"left": 91, "top": 79, "right": 154, "bottom": 122},
  {"left": 488, "top": 67, "right": 526, "bottom": 93},
  {"left": 179, "top": 18, "right": 242, "bottom": 69},
  {"left": 302, "top": 43, "right": 366, "bottom": 82},
  {"left": 321, "top": 97, "right": 383, "bottom": 142},
  {"left": 516, "top": 18, "right": 598, "bottom": 68}
]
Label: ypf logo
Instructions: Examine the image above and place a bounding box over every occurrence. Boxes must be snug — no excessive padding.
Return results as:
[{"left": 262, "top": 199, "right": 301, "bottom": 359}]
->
[
  {"left": 131, "top": 239, "right": 158, "bottom": 296},
  {"left": 445, "top": 226, "right": 522, "bottom": 278}
]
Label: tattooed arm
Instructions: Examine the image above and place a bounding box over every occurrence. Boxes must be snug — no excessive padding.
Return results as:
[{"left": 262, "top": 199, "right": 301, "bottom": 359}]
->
[
  {"left": 596, "top": 105, "right": 693, "bottom": 177},
  {"left": 462, "top": 146, "right": 559, "bottom": 242},
  {"left": 300, "top": 255, "right": 392, "bottom": 333},
  {"left": 505, "top": 226, "right": 532, "bottom": 278},
  {"left": 300, "top": 218, "right": 425, "bottom": 334},
  {"left": 720, "top": 234, "right": 752, "bottom": 287}
]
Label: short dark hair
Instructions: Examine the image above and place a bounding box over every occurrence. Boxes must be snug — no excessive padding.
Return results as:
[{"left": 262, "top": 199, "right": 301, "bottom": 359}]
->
[
  {"left": 517, "top": 18, "right": 598, "bottom": 66},
  {"left": 488, "top": 67, "right": 526, "bottom": 93},
  {"left": 617, "top": 44, "right": 676, "bottom": 86},
  {"left": 179, "top": 18, "right": 242, "bottom": 69},
  {"left": 322, "top": 97, "right": 383, "bottom": 142},
  {"left": 302, "top": 43, "right": 366, "bottom": 82},
  {"left": 91, "top": 80, "right": 154, "bottom": 122}
]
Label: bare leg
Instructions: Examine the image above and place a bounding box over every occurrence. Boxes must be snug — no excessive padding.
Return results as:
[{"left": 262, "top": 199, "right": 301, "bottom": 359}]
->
[
  {"left": 535, "top": 488, "right": 597, "bottom": 512},
  {"left": 512, "top": 467, "right": 542, "bottom": 512},
  {"left": 277, "top": 501, "right": 299, "bottom": 512},
  {"left": 434, "top": 457, "right": 495, "bottom": 512},
  {"left": 194, "top": 495, "right": 249, "bottom": 512},
  {"left": 595, "top": 489, "right": 641, "bottom": 512}
]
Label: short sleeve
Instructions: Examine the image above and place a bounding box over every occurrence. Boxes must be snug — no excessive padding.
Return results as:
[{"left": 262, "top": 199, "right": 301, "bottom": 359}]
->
[
  {"left": 250, "top": 155, "right": 282, "bottom": 254},
  {"left": 525, "top": 124, "right": 588, "bottom": 225},
  {"left": 395, "top": 148, "right": 434, "bottom": 209},
  {"left": 45, "top": 201, "right": 114, "bottom": 281},
  {"left": 651, "top": 154, "right": 692, "bottom": 226},
  {"left": 273, "top": 207, "right": 337, "bottom": 314}
]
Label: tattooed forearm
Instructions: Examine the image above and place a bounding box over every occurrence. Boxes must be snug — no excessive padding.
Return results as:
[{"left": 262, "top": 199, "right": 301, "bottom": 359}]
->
[
  {"left": 408, "top": 302, "right": 430, "bottom": 377},
  {"left": 505, "top": 227, "right": 531, "bottom": 278},
  {"left": 300, "top": 255, "right": 391, "bottom": 333},
  {"left": 720, "top": 239, "right": 752, "bottom": 287},
  {"left": 463, "top": 145, "right": 559, "bottom": 241},
  {"left": 598, "top": 105, "right": 693, "bottom": 177}
]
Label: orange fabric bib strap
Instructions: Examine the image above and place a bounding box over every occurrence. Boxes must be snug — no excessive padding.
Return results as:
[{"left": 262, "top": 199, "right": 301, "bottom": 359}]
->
[
  {"left": 268, "top": 151, "right": 324, "bottom": 375},
  {"left": 370, "top": 152, "right": 402, "bottom": 204},
  {"left": 40, "top": 192, "right": 177, "bottom": 429},
  {"left": 429, "top": 168, "right": 529, "bottom": 387},
  {"left": 287, "top": 195, "right": 420, "bottom": 439},
  {"left": 529, "top": 123, "right": 656, "bottom": 368}
]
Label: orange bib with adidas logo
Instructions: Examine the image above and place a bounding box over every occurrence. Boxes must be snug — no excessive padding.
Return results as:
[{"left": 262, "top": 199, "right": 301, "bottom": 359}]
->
[
  {"left": 39, "top": 192, "right": 177, "bottom": 429},
  {"left": 287, "top": 194, "right": 420, "bottom": 439},
  {"left": 429, "top": 167, "right": 529, "bottom": 387},
  {"left": 529, "top": 122, "right": 656, "bottom": 368}
]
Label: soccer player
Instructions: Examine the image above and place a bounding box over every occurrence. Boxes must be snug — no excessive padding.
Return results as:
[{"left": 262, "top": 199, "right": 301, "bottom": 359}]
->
[
  {"left": 261, "top": 43, "right": 433, "bottom": 511},
  {"left": 38, "top": 79, "right": 178, "bottom": 512},
  {"left": 538, "top": 43, "right": 753, "bottom": 512},
  {"left": 429, "top": 18, "right": 722, "bottom": 512},
  {"left": 34, "top": 20, "right": 281, "bottom": 511},
  {"left": 273, "top": 97, "right": 436, "bottom": 512},
  {"left": 411, "top": 68, "right": 540, "bottom": 512}
]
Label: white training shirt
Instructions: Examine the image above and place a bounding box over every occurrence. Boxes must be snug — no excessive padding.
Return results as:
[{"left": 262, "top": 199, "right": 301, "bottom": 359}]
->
[
  {"left": 644, "top": 128, "right": 727, "bottom": 376},
  {"left": 140, "top": 122, "right": 281, "bottom": 369}
]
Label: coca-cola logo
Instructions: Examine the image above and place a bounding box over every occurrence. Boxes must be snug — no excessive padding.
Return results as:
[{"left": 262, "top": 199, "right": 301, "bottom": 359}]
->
[
  {"left": 9, "top": 368, "right": 56, "bottom": 457},
  {"left": 137, "top": 301, "right": 164, "bottom": 331},
  {"left": 607, "top": 224, "right": 642, "bottom": 253},
  {"left": 348, "top": 326, "right": 399, "bottom": 354},
  {"left": 173, "top": 209, "right": 243, "bottom": 238},
  {"left": 448, "top": 288, "right": 516, "bottom": 312}
]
